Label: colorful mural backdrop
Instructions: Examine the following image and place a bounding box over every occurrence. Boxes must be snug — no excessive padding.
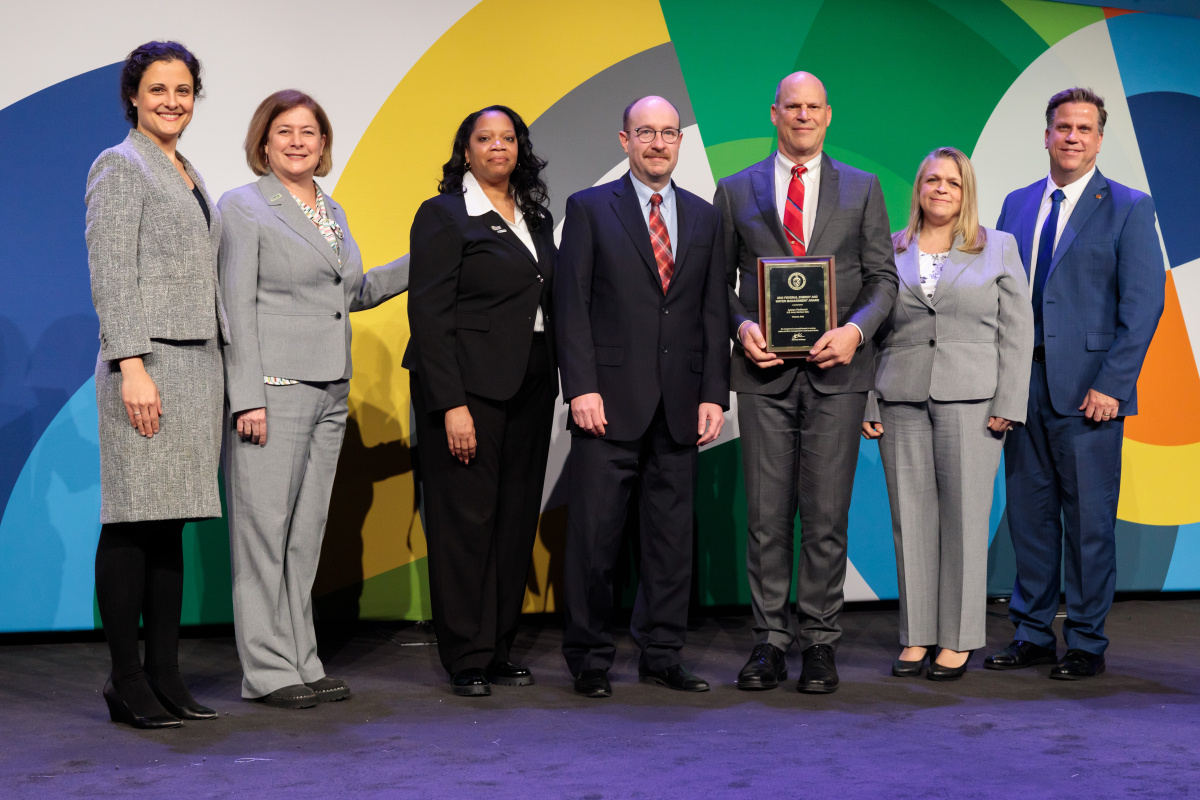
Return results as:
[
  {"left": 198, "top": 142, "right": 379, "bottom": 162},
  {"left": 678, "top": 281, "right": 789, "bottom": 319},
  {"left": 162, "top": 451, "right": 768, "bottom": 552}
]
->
[{"left": 2, "top": 0, "right": 1197, "bottom": 632}]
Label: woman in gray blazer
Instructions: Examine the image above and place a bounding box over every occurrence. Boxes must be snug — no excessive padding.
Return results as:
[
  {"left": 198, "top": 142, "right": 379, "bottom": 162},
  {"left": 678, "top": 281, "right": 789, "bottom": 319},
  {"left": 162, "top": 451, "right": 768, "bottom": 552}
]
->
[
  {"left": 86, "top": 41, "right": 226, "bottom": 729},
  {"left": 862, "top": 147, "right": 1033, "bottom": 680},
  {"left": 218, "top": 90, "right": 409, "bottom": 709}
]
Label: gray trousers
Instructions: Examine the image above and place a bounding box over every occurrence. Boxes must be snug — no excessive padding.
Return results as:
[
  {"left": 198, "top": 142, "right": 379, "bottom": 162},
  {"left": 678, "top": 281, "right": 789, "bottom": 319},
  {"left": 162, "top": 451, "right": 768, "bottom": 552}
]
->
[
  {"left": 224, "top": 380, "right": 349, "bottom": 698},
  {"left": 878, "top": 399, "right": 1003, "bottom": 652},
  {"left": 739, "top": 369, "right": 866, "bottom": 652}
]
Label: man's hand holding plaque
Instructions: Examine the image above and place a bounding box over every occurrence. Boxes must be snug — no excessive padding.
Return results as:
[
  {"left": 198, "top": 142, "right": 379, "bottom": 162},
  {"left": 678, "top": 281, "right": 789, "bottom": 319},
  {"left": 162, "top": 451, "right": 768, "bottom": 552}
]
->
[{"left": 806, "top": 324, "right": 861, "bottom": 368}]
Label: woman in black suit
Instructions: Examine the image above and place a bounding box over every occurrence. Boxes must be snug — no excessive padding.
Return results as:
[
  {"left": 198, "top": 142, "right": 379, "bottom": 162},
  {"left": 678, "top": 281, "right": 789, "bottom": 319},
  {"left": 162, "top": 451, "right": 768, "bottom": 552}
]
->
[{"left": 403, "top": 105, "right": 556, "bottom": 696}]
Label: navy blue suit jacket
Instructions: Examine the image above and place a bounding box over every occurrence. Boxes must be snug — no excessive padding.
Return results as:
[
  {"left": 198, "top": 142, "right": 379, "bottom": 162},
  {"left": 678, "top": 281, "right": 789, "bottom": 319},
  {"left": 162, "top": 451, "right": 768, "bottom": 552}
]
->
[
  {"left": 554, "top": 172, "right": 730, "bottom": 445},
  {"left": 996, "top": 170, "right": 1164, "bottom": 417}
]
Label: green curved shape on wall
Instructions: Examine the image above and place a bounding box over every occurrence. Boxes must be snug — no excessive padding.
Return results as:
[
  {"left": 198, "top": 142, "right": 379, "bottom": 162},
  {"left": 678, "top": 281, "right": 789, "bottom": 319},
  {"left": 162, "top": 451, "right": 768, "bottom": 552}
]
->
[{"left": 1001, "top": 0, "right": 1103, "bottom": 45}]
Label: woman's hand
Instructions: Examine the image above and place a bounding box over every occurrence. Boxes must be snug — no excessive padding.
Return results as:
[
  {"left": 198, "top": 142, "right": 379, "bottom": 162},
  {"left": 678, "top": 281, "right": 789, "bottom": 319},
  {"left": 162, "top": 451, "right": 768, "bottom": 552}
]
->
[
  {"left": 861, "top": 421, "right": 883, "bottom": 440},
  {"left": 119, "top": 357, "right": 161, "bottom": 437},
  {"left": 445, "top": 405, "right": 476, "bottom": 464},
  {"left": 988, "top": 416, "right": 1015, "bottom": 433},
  {"left": 236, "top": 407, "right": 268, "bottom": 446}
]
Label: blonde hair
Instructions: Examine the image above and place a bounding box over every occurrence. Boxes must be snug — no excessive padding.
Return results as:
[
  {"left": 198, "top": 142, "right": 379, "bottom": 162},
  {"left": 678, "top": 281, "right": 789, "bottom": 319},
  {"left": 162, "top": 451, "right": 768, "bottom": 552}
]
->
[
  {"left": 243, "top": 89, "right": 333, "bottom": 177},
  {"left": 892, "top": 146, "right": 985, "bottom": 255}
]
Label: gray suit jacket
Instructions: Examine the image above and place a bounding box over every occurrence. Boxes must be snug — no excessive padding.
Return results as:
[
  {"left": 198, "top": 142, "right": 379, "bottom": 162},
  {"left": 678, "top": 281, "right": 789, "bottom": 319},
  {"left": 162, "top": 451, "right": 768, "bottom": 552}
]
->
[
  {"left": 866, "top": 230, "right": 1033, "bottom": 422},
  {"left": 714, "top": 152, "right": 898, "bottom": 395},
  {"left": 218, "top": 172, "right": 409, "bottom": 413},
  {"left": 85, "top": 129, "right": 229, "bottom": 360}
]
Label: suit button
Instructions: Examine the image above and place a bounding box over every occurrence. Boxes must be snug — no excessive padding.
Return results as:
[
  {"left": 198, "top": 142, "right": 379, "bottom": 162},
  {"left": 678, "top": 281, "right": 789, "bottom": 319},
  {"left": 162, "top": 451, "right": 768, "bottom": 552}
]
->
[
  {"left": 537, "top": 275, "right": 544, "bottom": 282},
  {"left": 927, "top": 307, "right": 934, "bottom": 316},
  {"left": 662, "top": 307, "right": 669, "bottom": 315},
  {"left": 661, "top": 346, "right": 668, "bottom": 354},
  {"left": 335, "top": 312, "right": 343, "bottom": 320},
  {"left": 928, "top": 339, "right": 935, "bottom": 347},
  {"left": 334, "top": 276, "right": 342, "bottom": 285}
]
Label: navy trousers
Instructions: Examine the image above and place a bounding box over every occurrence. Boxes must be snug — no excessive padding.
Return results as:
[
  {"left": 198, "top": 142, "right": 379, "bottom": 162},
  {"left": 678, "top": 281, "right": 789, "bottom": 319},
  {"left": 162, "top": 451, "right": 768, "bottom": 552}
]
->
[{"left": 1003, "top": 361, "right": 1123, "bottom": 655}]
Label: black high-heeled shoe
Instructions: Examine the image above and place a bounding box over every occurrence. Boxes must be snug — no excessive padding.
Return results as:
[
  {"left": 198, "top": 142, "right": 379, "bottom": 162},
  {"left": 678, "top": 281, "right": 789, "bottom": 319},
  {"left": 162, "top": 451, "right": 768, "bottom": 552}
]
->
[
  {"left": 892, "top": 646, "right": 935, "bottom": 677},
  {"left": 103, "top": 678, "right": 181, "bottom": 729},
  {"left": 147, "top": 674, "right": 218, "bottom": 721},
  {"left": 928, "top": 650, "right": 973, "bottom": 681}
]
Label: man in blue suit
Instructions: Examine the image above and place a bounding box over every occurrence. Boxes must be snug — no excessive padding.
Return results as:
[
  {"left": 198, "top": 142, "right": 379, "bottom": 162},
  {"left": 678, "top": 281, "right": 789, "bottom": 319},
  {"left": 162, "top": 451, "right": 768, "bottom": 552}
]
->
[{"left": 986, "top": 88, "right": 1164, "bottom": 679}]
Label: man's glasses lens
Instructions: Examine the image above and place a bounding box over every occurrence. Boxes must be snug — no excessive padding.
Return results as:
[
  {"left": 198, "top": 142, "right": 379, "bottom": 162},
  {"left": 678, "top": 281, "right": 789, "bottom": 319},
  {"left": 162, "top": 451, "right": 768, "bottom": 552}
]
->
[{"left": 634, "top": 128, "right": 680, "bottom": 144}]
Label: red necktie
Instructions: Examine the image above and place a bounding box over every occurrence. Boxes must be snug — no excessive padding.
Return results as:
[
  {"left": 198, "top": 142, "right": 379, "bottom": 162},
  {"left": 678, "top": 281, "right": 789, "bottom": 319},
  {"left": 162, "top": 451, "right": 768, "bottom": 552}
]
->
[
  {"left": 649, "top": 193, "right": 674, "bottom": 293},
  {"left": 783, "top": 164, "right": 807, "bottom": 256}
]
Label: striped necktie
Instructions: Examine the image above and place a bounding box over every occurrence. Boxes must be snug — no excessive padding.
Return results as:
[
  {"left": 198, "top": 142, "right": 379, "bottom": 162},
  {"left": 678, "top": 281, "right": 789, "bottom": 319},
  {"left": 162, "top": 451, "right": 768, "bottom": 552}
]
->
[
  {"left": 650, "top": 193, "right": 674, "bottom": 293},
  {"left": 784, "top": 164, "right": 807, "bottom": 257}
]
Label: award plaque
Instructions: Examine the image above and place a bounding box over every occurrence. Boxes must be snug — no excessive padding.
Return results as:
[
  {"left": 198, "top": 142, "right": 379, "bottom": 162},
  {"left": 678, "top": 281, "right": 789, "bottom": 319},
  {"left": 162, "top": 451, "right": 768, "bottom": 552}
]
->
[{"left": 756, "top": 256, "right": 837, "bottom": 356}]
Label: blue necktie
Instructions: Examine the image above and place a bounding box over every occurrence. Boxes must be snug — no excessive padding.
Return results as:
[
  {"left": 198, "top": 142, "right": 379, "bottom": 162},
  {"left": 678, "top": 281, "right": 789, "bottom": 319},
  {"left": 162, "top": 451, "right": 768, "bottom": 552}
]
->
[{"left": 1032, "top": 189, "right": 1065, "bottom": 346}]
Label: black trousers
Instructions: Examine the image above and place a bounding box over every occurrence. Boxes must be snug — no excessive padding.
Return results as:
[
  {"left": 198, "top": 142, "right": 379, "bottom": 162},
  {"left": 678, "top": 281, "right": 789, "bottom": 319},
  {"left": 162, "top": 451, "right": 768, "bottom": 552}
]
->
[
  {"left": 562, "top": 402, "right": 697, "bottom": 674},
  {"left": 411, "top": 335, "right": 555, "bottom": 675}
]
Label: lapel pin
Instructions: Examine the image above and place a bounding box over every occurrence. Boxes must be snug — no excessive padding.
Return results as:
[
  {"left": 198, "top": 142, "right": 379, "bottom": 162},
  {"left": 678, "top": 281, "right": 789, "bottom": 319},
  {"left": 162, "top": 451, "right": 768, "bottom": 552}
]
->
[
  {"left": 269, "top": 193, "right": 283, "bottom": 202},
  {"left": 491, "top": 225, "right": 507, "bottom": 233},
  {"left": 1095, "top": 194, "right": 1102, "bottom": 199}
]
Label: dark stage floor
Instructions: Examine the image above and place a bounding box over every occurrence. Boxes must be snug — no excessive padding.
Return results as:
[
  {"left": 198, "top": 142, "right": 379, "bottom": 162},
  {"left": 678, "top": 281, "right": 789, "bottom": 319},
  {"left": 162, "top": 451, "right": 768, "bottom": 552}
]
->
[{"left": 1, "top": 599, "right": 1197, "bottom": 799}]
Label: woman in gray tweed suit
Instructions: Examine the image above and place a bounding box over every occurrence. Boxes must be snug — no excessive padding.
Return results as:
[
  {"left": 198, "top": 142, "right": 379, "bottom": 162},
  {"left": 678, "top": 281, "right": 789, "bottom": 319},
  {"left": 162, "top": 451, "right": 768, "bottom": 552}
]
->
[
  {"left": 218, "top": 91, "right": 409, "bottom": 709},
  {"left": 85, "top": 41, "right": 226, "bottom": 729},
  {"left": 862, "top": 147, "right": 1033, "bottom": 681}
]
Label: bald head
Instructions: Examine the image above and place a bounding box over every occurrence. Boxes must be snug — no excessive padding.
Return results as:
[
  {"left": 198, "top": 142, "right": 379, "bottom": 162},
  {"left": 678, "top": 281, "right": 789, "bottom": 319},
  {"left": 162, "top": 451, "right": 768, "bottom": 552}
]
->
[
  {"left": 771, "top": 72, "right": 833, "bottom": 163},
  {"left": 775, "top": 72, "right": 828, "bottom": 106},
  {"left": 622, "top": 95, "right": 681, "bottom": 131}
]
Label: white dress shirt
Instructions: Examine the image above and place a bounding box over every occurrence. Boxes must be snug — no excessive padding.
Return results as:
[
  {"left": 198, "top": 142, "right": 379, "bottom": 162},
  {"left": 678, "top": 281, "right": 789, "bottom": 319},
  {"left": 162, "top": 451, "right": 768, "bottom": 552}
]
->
[
  {"left": 1028, "top": 166, "right": 1096, "bottom": 295},
  {"left": 628, "top": 172, "right": 678, "bottom": 259},
  {"left": 463, "top": 170, "right": 544, "bottom": 332},
  {"left": 775, "top": 151, "right": 821, "bottom": 248},
  {"left": 770, "top": 150, "right": 862, "bottom": 345}
]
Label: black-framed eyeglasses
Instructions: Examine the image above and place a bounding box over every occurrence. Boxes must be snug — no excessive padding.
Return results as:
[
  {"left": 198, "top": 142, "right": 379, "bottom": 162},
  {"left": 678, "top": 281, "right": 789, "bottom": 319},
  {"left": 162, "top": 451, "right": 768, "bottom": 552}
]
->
[{"left": 628, "top": 127, "right": 681, "bottom": 144}]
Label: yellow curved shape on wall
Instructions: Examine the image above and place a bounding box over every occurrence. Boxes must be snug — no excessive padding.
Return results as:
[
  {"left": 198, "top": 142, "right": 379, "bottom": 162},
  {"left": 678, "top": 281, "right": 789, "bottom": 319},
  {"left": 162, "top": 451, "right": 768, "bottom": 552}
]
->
[
  {"left": 1118, "top": 438, "right": 1200, "bottom": 527},
  {"left": 332, "top": 1, "right": 671, "bottom": 590}
]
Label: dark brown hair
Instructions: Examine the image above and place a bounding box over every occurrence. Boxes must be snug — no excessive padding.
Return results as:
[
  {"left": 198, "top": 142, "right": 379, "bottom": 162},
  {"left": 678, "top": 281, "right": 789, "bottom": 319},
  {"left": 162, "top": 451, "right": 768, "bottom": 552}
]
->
[
  {"left": 119, "top": 41, "right": 203, "bottom": 127},
  {"left": 1046, "top": 87, "right": 1108, "bottom": 133},
  {"left": 243, "top": 90, "right": 333, "bottom": 177},
  {"left": 438, "top": 105, "right": 548, "bottom": 230}
]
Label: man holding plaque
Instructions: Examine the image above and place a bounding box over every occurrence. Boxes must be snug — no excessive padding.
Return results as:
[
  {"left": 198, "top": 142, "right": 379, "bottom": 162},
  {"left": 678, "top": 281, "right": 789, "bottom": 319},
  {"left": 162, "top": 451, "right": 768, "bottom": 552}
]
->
[
  {"left": 714, "top": 71, "right": 897, "bottom": 693},
  {"left": 556, "top": 96, "right": 729, "bottom": 697}
]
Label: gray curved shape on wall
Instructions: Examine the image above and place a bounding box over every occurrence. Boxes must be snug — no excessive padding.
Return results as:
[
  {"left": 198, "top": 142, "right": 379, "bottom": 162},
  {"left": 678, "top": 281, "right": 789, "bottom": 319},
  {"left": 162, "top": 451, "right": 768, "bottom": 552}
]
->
[{"left": 527, "top": 42, "right": 697, "bottom": 225}]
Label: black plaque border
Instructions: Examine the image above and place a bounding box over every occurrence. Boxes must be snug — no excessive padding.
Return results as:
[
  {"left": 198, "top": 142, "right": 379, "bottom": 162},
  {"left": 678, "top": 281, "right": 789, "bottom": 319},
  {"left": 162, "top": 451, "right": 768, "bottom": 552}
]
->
[{"left": 756, "top": 256, "right": 837, "bottom": 357}]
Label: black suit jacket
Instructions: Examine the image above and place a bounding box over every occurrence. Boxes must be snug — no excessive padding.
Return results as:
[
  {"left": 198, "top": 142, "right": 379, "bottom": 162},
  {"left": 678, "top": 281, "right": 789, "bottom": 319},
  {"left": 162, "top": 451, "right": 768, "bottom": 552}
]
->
[
  {"left": 555, "top": 173, "right": 730, "bottom": 445},
  {"left": 403, "top": 192, "right": 556, "bottom": 412},
  {"left": 714, "top": 153, "right": 898, "bottom": 395}
]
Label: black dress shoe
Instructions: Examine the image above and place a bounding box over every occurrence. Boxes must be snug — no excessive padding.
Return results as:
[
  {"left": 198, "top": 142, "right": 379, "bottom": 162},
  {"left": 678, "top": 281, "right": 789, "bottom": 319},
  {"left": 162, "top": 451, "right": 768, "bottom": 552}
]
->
[
  {"left": 927, "top": 651, "right": 972, "bottom": 682},
  {"left": 737, "top": 643, "right": 787, "bottom": 690},
  {"left": 305, "top": 676, "right": 350, "bottom": 702},
  {"left": 147, "top": 671, "right": 218, "bottom": 724},
  {"left": 639, "top": 664, "right": 710, "bottom": 692},
  {"left": 451, "top": 668, "right": 491, "bottom": 697},
  {"left": 797, "top": 644, "right": 839, "bottom": 693},
  {"left": 892, "top": 646, "right": 934, "bottom": 678},
  {"left": 486, "top": 661, "right": 535, "bottom": 687},
  {"left": 1049, "top": 649, "right": 1106, "bottom": 680},
  {"left": 983, "top": 640, "right": 1057, "bottom": 670},
  {"left": 254, "top": 684, "right": 318, "bottom": 709},
  {"left": 573, "top": 669, "right": 612, "bottom": 698},
  {"left": 103, "top": 678, "right": 182, "bottom": 729}
]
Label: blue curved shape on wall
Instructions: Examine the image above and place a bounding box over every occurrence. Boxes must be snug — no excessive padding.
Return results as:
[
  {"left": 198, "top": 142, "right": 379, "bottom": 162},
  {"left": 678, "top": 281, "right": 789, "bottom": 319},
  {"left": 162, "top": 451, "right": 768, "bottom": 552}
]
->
[
  {"left": 0, "top": 63, "right": 126, "bottom": 522},
  {"left": 0, "top": 379, "right": 101, "bottom": 631}
]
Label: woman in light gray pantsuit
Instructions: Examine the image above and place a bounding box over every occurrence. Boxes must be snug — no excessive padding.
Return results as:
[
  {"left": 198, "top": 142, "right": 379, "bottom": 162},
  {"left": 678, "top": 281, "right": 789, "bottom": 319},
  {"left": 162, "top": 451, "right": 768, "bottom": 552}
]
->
[
  {"left": 862, "top": 147, "right": 1033, "bottom": 680},
  {"left": 218, "top": 91, "right": 408, "bottom": 708},
  {"left": 86, "top": 41, "right": 226, "bottom": 729}
]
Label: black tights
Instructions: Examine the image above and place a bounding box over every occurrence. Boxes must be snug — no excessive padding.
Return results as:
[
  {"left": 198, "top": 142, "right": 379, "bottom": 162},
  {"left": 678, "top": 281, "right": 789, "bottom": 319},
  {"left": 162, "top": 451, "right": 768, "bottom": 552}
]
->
[{"left": 94, "top": 519, "right": 194, "bottom": 711}]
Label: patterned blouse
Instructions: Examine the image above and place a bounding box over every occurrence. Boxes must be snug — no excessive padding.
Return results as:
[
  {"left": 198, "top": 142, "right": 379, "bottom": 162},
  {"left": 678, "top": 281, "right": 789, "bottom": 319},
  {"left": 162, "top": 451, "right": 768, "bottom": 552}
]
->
[
  {"left": 918, "top": 249, "right": 950, "bottom": 300},
  {"left": 264, "top": 185, "right": 344, "bottom": 387}
]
